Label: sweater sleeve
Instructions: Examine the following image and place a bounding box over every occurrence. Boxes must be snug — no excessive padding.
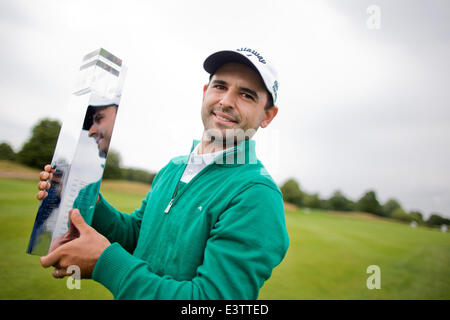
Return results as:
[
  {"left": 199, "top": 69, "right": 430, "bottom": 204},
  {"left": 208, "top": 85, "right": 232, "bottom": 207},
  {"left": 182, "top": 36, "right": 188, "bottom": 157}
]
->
[
  {"left": 90, "top": 191, "right": 149, "bottom": 254},
  {"left": 90, "top": 166, "right": 167, "bottom": 253},
  {"left": 92, "top": 183, "right": 290, "bottom": 299}
]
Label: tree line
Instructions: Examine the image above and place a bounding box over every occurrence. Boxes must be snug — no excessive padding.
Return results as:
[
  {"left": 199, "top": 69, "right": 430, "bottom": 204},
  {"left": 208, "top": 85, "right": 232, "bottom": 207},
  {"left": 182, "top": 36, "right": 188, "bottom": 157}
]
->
[
  {"left": 2, "top": 118, "right": 449, "bottom": 227},
  {"left": 280, "top": 178, "right": 449, "bottom": 228},
  {"left": 0, "top": 118, "right": 156, "bottom": 185}
]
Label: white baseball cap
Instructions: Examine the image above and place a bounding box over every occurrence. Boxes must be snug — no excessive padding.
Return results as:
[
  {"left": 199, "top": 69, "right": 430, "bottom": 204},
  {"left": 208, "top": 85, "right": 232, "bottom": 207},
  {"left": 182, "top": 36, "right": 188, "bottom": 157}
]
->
[
  {"left": 203, "top": 47, "right": 279, "bottom": 104},
  {"left": 88, "top": 94, "right": 121, "bottom": 108},
  {"left": 82, "top": 95, "right": 120, "bottom": 130}
]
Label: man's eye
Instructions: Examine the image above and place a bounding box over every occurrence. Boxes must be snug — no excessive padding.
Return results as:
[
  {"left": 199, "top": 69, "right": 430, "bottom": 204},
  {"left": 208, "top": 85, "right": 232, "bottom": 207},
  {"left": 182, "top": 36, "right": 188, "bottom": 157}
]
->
[
  {"left": 94, "top": 115, "right": 104, "bottom": 122},
  {"left": 214, "top": 85, "right": 226, "bottom": 90},
  {"left": 242, "top": 93, "right": 255, "bottom": 101}
]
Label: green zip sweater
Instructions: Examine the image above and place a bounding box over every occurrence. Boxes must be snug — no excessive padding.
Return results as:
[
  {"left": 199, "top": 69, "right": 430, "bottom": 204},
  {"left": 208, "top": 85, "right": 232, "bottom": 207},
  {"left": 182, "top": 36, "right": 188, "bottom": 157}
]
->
[{"left": 91, "top": 139, "right": 289, "bottom": 299}]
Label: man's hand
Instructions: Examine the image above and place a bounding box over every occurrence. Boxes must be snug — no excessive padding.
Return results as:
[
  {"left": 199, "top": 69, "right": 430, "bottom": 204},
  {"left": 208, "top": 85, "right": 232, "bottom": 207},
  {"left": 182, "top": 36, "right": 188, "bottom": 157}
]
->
[
  {"left": 36, "top": 164, "right": 100, "bottom": 203},
  {"left": 48, "top": 209, "right": 82, "bottom": 253},
  {"left": 36, "top": 164, "right": 54, "bottom": 200},
  {"left": 40, "top": 209, "right": 111, "bottom": 279}
]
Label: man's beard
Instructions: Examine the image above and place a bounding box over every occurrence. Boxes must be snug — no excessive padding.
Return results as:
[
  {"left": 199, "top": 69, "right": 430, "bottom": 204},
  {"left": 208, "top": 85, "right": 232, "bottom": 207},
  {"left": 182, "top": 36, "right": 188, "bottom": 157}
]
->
[
  {"left": 202, "top": 106, "right": 256, "bottom": 149},
  {"left": 210, "top": 106, "right": 240, "bottom": 124},
  {"left": 203, "top": 127, "right": 256, "bottom": 149}
]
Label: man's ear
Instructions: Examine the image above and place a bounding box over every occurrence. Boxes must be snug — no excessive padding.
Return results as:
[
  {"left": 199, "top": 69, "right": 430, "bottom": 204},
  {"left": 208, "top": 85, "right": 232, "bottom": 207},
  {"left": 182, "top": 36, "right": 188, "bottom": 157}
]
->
[
  {"left": 203, "top": 84, "right": 209, "bottom": 97},
  {"left": 261, "top": 106, "right": 278, "bottom": 128}
]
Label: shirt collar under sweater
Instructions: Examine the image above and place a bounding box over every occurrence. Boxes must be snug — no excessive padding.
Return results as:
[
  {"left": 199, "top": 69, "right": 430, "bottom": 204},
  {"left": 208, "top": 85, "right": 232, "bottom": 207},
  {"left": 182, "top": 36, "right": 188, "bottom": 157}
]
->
[
  {"left": 188, "top": 143, "right": 234, "bottom": 166},
  {"left": 189, "top": 139, "right": 258, "bottom": 167}
]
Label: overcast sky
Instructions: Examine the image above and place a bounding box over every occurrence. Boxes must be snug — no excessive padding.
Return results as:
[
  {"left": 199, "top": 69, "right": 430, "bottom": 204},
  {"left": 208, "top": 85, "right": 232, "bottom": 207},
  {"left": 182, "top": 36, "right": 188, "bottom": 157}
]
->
[{"left": 1, "top": 0, "right": 449, "bottom": 218}]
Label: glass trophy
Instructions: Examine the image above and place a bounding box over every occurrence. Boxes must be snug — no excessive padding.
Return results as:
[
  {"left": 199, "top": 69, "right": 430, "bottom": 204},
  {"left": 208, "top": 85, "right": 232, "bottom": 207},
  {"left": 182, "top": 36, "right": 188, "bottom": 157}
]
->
[{"left": 27, "top": 48, "right": 127, "bottom": 256}]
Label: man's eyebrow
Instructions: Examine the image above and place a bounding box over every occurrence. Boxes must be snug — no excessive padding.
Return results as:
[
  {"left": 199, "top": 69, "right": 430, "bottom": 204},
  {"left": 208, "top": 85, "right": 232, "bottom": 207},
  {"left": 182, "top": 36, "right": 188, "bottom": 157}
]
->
[
  {"left": 211, "top": 79, "right": 227, "bottom": 86},
  {"left": 211, "top": 79, "right": 259, "bottom": 100},
  {"left": 240, "top": 87, "right": 258, "bottom": 99}
]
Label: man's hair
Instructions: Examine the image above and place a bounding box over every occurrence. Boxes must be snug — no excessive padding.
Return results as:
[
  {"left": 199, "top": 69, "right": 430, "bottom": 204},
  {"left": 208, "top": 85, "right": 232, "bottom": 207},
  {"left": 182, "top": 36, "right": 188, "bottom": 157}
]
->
[
  {"left": 82, "top": 104, "right": 118, "bottom": 130},
  {"left": 264, "top": 92, "right": 274, "bottom": 110},
  {"left": 208, "top": 74, "right": 274, "bottom": 110}
]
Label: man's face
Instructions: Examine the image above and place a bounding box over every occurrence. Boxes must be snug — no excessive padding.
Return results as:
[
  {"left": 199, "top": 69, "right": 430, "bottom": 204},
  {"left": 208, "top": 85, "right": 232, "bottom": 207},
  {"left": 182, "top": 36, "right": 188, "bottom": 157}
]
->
[
  {"left": 88, "top": 106, "right": 117, "bottom": 156},
  {"left": 201, "top": 63, "right": 277, "bottom": 144}
]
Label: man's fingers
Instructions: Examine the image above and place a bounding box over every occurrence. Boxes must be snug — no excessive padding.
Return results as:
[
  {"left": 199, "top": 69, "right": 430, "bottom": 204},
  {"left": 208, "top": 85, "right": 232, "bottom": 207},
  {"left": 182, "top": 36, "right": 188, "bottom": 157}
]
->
[
  {"left": 36, "top": 190, "right": 48, "bottom": 200},
  {"left": 44, "top": 164, "right": 55, "bottom": 173},
  {"left": 37, "top": 165, "right": 53, "bottom": 200},
  {"left": 39, "top": 171, "right": 49, "bottom": 181},
  {"left": 38, "top": 181, "right": 50, "bottom": 191},
  {"left": 67, "top": 214, "right": 80, "bottom": 239},
  {"left": 52, "top": 267, "right": 79, "bottom": 279},
  {"left": 69, "top": 209, "right": 91, "bottom": 235},
  {"left": 52, "top": 268, "right": 68, "bottom": 279},
  {"left": 40, "top": 248, "right": 62, "bottom": 268},
  {"left": 40, "top": 164, "right": 55, "bottom": 182}
]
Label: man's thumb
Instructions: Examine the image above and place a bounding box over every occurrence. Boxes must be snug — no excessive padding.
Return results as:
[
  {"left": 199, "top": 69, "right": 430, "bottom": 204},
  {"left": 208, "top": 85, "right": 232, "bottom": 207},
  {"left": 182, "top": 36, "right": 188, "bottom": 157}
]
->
[{"left": 69, "top": 209, "right": 89, "bottom": 233}]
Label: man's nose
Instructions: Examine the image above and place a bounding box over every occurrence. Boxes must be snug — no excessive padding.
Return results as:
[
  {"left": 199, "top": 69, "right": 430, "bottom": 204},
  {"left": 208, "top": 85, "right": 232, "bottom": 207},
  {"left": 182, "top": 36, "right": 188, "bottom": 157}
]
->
[
  {"left": 88, "top": 124, "right": 98, "bottom": 137},
  {"left": 219, "top": 90, "right": 237, "bottom": 109}
]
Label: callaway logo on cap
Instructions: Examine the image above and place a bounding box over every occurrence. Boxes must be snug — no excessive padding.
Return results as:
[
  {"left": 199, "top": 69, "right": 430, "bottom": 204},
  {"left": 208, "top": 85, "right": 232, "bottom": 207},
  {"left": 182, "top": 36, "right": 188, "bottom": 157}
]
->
[{"left": 203, "top": 47, "right": 279, "bottom": 104}]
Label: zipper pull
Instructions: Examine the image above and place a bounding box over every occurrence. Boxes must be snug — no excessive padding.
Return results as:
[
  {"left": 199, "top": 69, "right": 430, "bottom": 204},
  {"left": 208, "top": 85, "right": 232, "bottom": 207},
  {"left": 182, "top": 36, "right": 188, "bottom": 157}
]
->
[{"left": 164, "top": 199, "right": 174, "bottom": 214}]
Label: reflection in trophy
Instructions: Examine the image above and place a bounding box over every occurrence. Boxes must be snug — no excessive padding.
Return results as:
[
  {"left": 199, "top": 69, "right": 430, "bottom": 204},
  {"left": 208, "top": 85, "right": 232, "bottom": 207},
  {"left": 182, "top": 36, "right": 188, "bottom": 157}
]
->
[
  {"left": 27, "top": 49, "right": 126, "bottom": 256},
  {"left": 83, "top": 96, "right": 119, "bottom": 158},
  {"left": 27, "top": 168, "right": 64, "bottom": 254}
]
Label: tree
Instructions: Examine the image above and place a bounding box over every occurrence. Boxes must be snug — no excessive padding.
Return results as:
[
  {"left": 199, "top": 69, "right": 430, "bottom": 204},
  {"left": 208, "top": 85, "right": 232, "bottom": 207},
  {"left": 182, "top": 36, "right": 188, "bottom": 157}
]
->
[
  {"left": 303, "top": 192, "right": 322, "bottom": 209},
  {"left": 120, "top": 167, "right": 156, "bottom": 184},
  {"left": 327, "top": 190, "right": 354, "bottom": 211},
  {"left": 381, "top": 198, "right": 402, "bottom": 217},
  {"left": 391, "top": 208, "right": 414, "bottom": 223},
  {"left": 103, "top": 150, "right": 122, "bottom": 179},
  {"left": 409, "top": 211, "right": 424, "bottom": 224},
  {"left": 427, "top": 213, "right": 450, "bottom": 227},
  {"left": 0, "top": 142, "right": 16, "bottom": 161},
  {"left": 17, "top": 119, "right": 61, "bottom": 169},
  {"left": 356, "top": 190, "right": 382, "bottom": 216},
  {"left": 280, "top": 178, "right": 304, "bottom": 207},
  {"left": 102, "top": 149, "right": 156, "bottom": 184}
]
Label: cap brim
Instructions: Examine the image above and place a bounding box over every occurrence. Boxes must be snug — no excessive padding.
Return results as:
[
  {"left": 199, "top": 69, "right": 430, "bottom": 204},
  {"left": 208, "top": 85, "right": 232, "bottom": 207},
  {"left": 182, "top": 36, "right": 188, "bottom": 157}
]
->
[{"left": 203, "top": 50, "right": 260, "bottom": 77}]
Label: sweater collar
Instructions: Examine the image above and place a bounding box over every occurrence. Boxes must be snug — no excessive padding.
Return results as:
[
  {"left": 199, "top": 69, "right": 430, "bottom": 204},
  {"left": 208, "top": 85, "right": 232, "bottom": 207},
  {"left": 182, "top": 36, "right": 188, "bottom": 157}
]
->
[{"left": 190, "top": 139, "right": 257, "bottom": 167}]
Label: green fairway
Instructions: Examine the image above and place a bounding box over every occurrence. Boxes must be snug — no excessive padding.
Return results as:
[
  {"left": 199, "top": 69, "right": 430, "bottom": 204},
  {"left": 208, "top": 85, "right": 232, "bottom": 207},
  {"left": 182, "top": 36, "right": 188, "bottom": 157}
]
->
[
  {"left": 0, "top": 177, "right": 449, "bottom": 299},
  {"left": 0, "top": 177, "right": 145, "bottom": 300},
  {"left": 259, "top": 209, "right": 450, "bottom": 299}
]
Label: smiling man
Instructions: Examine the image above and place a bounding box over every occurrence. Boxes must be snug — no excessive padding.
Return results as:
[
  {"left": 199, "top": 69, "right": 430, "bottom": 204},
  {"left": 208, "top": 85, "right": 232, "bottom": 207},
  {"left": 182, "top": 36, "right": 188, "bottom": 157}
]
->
[
  {"left": 37, "top": 47, "right": 289, "bottom": 300},
  {"left": 82, "top": 97, "right": 118, "bottom": 158},
  {"left": 200, "top": 49, "right": 278, "bottom": 153}
]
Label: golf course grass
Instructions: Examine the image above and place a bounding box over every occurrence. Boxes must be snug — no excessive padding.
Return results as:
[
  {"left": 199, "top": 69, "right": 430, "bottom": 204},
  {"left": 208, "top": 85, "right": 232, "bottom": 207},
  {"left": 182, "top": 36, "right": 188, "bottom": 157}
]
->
[{"left": 0, "top": 175, "right": 449, "bottom": 300}]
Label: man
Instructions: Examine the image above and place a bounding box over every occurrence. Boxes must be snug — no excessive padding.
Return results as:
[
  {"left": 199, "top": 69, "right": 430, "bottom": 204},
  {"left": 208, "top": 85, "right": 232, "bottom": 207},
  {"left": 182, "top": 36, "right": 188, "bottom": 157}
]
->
[
  {"left": 82, "top": 97, "right": 119, "bottom": 158},
  {"left": 72, "top": 97, "right": 119, "bottom": 225},
  {"left": 37, "top": 48, "right": 289, "bottom": 299},
  {"left": 37, "top": 97, "right": 118, "bottom": 201},
  {"left": 37, "top": 98, "right": 119, "bottom": 253}
]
